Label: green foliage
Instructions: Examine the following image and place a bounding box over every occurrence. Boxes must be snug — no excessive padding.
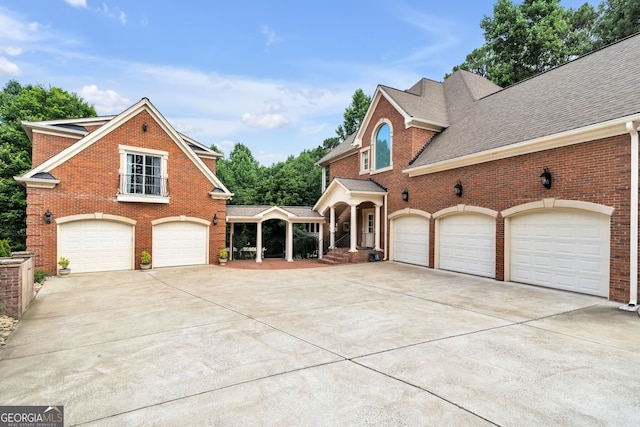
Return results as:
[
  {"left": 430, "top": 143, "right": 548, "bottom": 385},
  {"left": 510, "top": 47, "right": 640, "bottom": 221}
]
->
[
  {"left": 0, "top": 80, "right": 96, "bottom": 250},
  {"left": 336, "top": 89, "right": 371, "bottom": 141},
  {"left": 57, "top": 257, "right": 70, "bottom": 269},
  {"left": 219, "top": 248, "right": 228, "bottom": 259},
  {"left": 292, "top": 225, "right": 318, "bottom": 259},
  {"left": 216, "top": 143, "right": 263, "bottom": 205},
  {"left": 450, "top": 0, "right": 640, "bottom": 87},
  {"left": 0, "top": 239, "right": 12, "bottom": 257},
  {"left": 322, "top": 137, "right": 340, "bottom": 150},
  {"left": 592, "top": 0, "right": 640, "bottom": 49},
  {"left": 34, "top": 269, "right": 49, "bottom": 284},
  {"left": 140, "top": 250, "right": 151, "bottom": 264}
]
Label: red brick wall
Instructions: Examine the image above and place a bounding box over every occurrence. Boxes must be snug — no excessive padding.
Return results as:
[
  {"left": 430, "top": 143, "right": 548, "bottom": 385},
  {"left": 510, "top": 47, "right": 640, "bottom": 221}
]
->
[
  {"left": 31, "top": 133, "right": 79, "bottom": 168},
  {"left": 27, "top": 110, "right": 227, "bottom": 274},
  {"left": 327, "top": 98, "right": 636, "bottom": 302}
]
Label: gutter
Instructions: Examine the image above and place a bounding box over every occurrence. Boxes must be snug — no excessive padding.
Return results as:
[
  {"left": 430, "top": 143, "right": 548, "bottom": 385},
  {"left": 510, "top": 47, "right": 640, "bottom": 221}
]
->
[{"left": 620, "top": 121, "right": 639, "bottom": 311}]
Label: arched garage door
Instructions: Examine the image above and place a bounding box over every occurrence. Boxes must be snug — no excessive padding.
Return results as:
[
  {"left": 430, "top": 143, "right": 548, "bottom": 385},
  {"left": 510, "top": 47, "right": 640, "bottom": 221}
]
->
[
  {"left": 439, "top": 214, "right": 495, "bottom": 278},
  {"left": 392, "top": 215, "right": 429, "bottom": 266},
  {"left": 510, "top": 209, "right": 610, "bottom": 297},
  {"left": 58, "top": 220, "right": 134, "bottom": 273},
  {"left": 153, "top": 221, "right": 208, "bottom": 268}
]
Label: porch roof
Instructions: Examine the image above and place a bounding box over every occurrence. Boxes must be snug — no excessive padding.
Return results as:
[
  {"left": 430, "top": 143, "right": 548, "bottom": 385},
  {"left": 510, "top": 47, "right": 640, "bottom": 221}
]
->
[
  {"left": 225, "top": 205, "right": 324, "bottom": 223},
  {"left": 313, "top": 177, "right": 387, "bottom": 215}
]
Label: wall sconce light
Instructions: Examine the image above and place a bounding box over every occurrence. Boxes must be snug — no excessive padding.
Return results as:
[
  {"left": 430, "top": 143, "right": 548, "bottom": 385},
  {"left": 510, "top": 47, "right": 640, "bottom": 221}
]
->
[
  {"left": 44, "top": 210, "right": 52, "bottom": 224},
  {"left": 212, "top": 214, "right": 218, "bottom": 225},
  {"left": 142, "top": 123, "right": 148, "bottom": 132},
  {"left": 454, "top": 181, "right": 463, "bottom": 197},
  {"left": 401, "top": 189, "right": 409, "bottom": 202},
  {"left": 540, "top": 167, "right": 552, "bottom": 189}
]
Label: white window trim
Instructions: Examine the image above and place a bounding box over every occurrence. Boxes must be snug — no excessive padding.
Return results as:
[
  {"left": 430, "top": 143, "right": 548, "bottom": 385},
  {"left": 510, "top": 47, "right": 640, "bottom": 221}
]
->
[
  {"left": 117, "top": 145, "right": 169, "bottom": 203},
  {"left": 359, "top": 147, "right": 370, "bottom": 175},
  {"left": 371, "top": 119, "right": 393, "bottom": 174}
]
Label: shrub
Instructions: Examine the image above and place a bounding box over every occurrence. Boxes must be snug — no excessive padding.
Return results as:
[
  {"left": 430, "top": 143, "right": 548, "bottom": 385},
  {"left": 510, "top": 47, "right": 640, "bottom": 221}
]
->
[
  {"left": 0, "top": 240, "right": 11, "bottom": 258},
  {"left": 34, "top": 269, "right": 49, "bottom": 284},
  {"left": 57, "top": 257, "right": 70, "bottom": 269},
  {"left": 219, "top": 248, "right": 228, "bottom": 259},
  {"left": 140, "top": 250, "right": 151, "bottom": 265}
]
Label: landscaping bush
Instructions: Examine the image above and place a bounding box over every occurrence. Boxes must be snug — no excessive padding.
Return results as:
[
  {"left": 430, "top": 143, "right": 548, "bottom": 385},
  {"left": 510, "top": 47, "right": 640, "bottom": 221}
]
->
[
  {"left": 34, "top": 269, "right": 49, "bottom": 284},
  {"left": 0, "top": 240, "right": 11, "bottom": 258}
]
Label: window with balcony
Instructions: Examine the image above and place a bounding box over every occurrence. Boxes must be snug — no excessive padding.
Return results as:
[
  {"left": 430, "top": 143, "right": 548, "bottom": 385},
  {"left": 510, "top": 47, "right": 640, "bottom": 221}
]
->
[{"left": 118, "top": 145, "right": 169, "bottom": 203}]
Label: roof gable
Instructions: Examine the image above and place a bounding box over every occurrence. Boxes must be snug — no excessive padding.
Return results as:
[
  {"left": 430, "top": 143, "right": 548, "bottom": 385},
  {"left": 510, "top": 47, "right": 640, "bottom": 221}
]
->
[{"left": 17, "top": 98, "right": 231, "bottom": 197}]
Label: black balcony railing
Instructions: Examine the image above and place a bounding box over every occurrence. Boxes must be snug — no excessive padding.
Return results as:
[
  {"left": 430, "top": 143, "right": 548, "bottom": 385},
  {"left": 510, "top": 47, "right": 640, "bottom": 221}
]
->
[{"left": 118, "top": 174, "right": 169, "bottom": 197}]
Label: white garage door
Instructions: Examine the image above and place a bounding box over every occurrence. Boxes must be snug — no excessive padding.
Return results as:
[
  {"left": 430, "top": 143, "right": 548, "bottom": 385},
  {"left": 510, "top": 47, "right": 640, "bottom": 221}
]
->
[
  {"left": 153, "top": 222, "right": 208, "bottom": 268},
  {"left": 439, "top": 214, "right": 495, "bottom": 278},
  {"left": 510, "top": 210, "right": 610, "bottom": 296},
  {"left": 59, "top": 220, "right": 134, "bottom": 273},
  {"left": 392, "top": 215, "right": 429, "bottom": 266}
]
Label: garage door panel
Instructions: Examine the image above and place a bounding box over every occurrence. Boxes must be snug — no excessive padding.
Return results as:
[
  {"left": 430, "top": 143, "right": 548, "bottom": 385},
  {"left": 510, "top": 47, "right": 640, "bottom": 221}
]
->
[
  {"left": 510, "top": 210, "right": 609, "bottom": 297},
  {"left": 59, "top": 220, "right": 133, "bottom": 273},
  {"left": 392, "top": 216, "right": 429, "bottom": 267},
  {"left": 153, "top": 222, "right": 208, "bottom": 268},
  {"left": 439, "top": 214, "right": 495, "bottom": 278}
]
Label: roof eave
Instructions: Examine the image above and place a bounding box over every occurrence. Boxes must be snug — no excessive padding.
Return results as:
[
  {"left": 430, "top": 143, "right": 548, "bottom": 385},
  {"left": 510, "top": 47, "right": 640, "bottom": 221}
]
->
[{"left": 404, "top": 114, "right": 640, "bottom": 177}]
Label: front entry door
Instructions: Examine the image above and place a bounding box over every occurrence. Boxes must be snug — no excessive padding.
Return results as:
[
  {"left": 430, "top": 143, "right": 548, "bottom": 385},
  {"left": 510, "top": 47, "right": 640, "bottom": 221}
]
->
[{"left": 362, "top": 210, "right": 374, "bottom": 248}]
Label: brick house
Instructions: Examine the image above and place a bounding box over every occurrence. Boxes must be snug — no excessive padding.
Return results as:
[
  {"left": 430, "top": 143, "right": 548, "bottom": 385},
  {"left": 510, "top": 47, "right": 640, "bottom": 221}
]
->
[
  {"left": 315, "top": 34, "right": 640, "bottom": 305},
  {"left": 15, "top": 98, "right": 232, "bottom": 274}
]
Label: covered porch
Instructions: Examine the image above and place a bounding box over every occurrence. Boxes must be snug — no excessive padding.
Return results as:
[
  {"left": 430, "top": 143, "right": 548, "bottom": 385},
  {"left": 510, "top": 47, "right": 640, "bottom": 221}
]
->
[
  {"left": 313, "top": 178, "right": 387, "bottom": 256},
  {"left": 225, "top": 206, "right": 326, "bottom": 263}
]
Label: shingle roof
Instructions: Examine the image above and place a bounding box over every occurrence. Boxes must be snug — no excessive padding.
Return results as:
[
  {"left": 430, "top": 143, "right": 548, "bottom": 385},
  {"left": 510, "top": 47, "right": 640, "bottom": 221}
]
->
[
  {"left": 317, "top": 133, "right": 357, "bottom": 166},
  {"left": 408, "top": 34, "right": 640, "bottom": 169},
  {"left": 336, "top": 177, "right": 386, "bottom": 193},
  {"left": 226, "top": 205, "right": 322, "bottom": 218},
  {"left": 381, "top": 78, "right": 449, "bottom": 126}
]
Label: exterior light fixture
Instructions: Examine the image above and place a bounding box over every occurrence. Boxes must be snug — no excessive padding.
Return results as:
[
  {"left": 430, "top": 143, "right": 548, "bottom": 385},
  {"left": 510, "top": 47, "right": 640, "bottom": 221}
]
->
[
  {"left": 540, "top": 167, "right": 552, "bottom": 189},
  {"left": 401, "top": 189, "right": 409, "bottom": 202},
  {"left": 44, "top": 210, "right": 52, "bottom": 224},
  {"left": 142, "top": 123, "right": 148, "bottom": 132},
  {"left": 213, "top": 214, "right": 218, "bottom": 225},
  {"left": 454, "top": 181, "right": 463, "bottom": 197}
]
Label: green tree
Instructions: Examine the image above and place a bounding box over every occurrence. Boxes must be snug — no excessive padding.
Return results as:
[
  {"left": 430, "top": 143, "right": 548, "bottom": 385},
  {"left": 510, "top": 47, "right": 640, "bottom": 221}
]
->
[
  {"left": 216, "top": 143, "right": 262, "bottom": 205},
  {"left": 322, "top": 136, "right": 340, "bottom": 150},
  {"left": 450, "top": 0, "right": 597, "bottom": 87},
  {"left": 336, "top": 89, "right": 371, "bottom": 141},
  {"left": 0, "top": 81, "right": 96, "bottom": 249},
  {"left": 592, "top": 0, "right": 640, "bottom": 48}
]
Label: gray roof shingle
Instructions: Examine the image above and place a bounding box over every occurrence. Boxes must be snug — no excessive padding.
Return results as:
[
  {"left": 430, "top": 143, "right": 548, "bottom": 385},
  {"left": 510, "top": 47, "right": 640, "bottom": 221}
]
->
[
  {"left": 336, "top": 177, "right": 386, "bottom": 193},
  {"left": 408, "top": 34, "right": 640, "bottom": 169}
]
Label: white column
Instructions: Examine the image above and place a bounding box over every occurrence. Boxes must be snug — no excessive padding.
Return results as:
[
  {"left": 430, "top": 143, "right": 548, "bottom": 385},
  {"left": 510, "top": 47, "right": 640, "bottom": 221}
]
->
[
  {"left": 229, "top": 222, "right": 235, "bottom": 260},
  {"left": 349, "top": 204, "right": 357, "bottom": 252},
  {"left": 329, "top": 206, "right": 336, "bottom": 249},
  {"left": 286, "top": 221, "right": 294, "bottom": 262},
  {"left": 374, "top": 203, "right": 381, "bottom": 251},
  {"left": 318, "top": 223, "right": 323, "bottom": 259},
  {"left": 256, "top": 221, "right": 263, "bottom": 263}
]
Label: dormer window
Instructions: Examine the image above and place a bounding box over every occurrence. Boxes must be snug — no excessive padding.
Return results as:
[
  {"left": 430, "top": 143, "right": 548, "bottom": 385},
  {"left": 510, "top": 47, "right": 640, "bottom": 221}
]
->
[{"left": 117, "top": 145, "right": 169, "bottom": 203}]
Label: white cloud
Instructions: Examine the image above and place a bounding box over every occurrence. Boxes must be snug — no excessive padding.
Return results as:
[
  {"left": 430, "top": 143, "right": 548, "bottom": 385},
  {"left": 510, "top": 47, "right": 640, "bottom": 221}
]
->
[
  {"left": 65, "top": 0, "right": 87, "bottom": 8},
  {"left": 0, "top": 10, "right": 42, "bottom": 42},
  {"left": 241, "top": 113, "right": 289, "bottom": 129},
  {"left": 118, "top": 11, "right": 127, "bottom": 25},
  {"left": 0, "top": 56, "right": 20, "bottom": 75},
  {"left": 262, "top": 25, "right": 282, "bottom": 47},
  {"left": 4, "top": 46, "right": 21, "bottom": 56},
  {"left": 78, "top": 85, "right": 130, "bottom": 114},
  {"left": 97, "top": 3, "right": 127, "bottom": 26}
]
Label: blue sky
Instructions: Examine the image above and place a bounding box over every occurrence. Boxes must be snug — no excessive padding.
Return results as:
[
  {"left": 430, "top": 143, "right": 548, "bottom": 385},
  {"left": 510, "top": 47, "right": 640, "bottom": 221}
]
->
[{"left": 0, "top": 0, "right": 592, "bottom": 165}]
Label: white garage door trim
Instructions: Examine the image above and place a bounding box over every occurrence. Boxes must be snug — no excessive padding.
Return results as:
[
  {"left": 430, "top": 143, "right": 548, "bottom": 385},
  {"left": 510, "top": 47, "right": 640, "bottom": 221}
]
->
[
  {"left": 391, "top": 213, "right": 430, "bottom": 267},
  {"left": 152, "top": 220, "right": 209, "bottom": 268},
  {"left": 507, "top": 208, "right": 610, "bottom": 297},
  {"left": 58, "top": 217, "right": 135, "bottom": 273},
  {"left": 436, "top": 213, "right": 496, "bottom": 278}
]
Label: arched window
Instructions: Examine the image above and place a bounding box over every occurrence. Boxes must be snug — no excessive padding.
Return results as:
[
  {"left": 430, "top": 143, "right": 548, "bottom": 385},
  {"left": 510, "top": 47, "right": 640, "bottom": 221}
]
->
[{"left": 374, "top": 123, "right": 391, "bottom": 170}]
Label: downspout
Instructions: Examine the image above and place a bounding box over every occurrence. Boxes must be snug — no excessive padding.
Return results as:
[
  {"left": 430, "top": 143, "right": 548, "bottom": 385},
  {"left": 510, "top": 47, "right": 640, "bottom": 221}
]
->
[
  {"left": 384, "top": 193, "right": 388, "bottom": 260},
  {"left": 621, "top": 121, "right": 638, "bottom": 310}
]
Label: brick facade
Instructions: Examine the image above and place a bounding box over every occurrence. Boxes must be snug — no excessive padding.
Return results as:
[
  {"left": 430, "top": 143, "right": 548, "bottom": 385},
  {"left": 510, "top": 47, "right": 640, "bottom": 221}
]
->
[
  {"left": 328, "top": 96, "right": 637, "bottom": 303},
  {"left": 24, "top": 105, "right": 228, "bottom": 275}
]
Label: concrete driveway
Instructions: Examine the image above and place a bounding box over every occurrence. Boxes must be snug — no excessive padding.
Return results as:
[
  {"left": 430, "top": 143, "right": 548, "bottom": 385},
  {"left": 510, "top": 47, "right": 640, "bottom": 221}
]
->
[{"left": 1, "top": 262, "right": 639, "bottom": 426}]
